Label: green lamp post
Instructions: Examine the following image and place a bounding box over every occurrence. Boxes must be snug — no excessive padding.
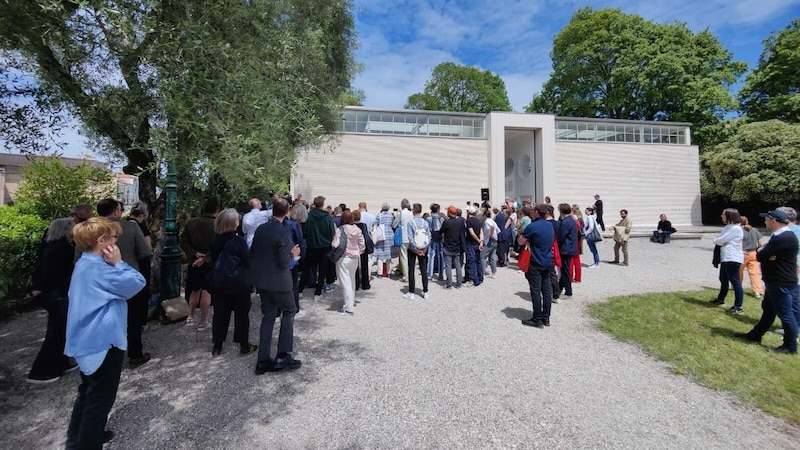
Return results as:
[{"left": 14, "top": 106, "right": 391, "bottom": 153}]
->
[{"left": 160, "top": 160, "right": 182, "bottom": 300}]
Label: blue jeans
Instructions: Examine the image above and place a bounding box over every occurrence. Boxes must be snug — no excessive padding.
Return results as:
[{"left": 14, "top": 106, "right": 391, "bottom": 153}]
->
[
  {"left": 586, "top": 240, "right": 600, "bottom": 264},
  {"left": 652, "top": 231, "right": 672, "bottom": 243},
  {"left": 752, "top": 284, "right": 799, "bottom": 352},
  {"left": 66, "top": 347, "right": 125, "bottom": 450},
  {"left": 465, "top": 243, "right": 483, "bottom": 285},
  {"left": 717, "top": 261, "right": 743, "bottom": 308},
  {"left": 427, "top": 241, "right": 443, "bottom": 279},
  {"left": 481, "top": 239, "right": 498, "bottom": 274},
  {"left": 525, "top": 266, "right": 553, "bottom": 322}
]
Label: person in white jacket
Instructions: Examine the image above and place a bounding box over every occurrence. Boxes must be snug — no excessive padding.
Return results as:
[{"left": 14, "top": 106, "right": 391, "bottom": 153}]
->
[{"left": 711, "top": 208, "right": 745, "bottom": 314}]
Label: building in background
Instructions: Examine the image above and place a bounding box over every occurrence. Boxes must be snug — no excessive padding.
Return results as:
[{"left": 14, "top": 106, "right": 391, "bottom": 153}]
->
[
  {"left": 0, "top": 154, "right": 107, "bottom": 205},
  {"left": 292, "top": 107, "right": 702, "bottom": 227},
  {"left": 117, "top": 173, "right": 139, "bottom": 211}
]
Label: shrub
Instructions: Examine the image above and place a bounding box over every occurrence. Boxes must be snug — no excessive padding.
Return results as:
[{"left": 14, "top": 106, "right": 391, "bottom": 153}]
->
[{"left": 0, "top": 206, "right": 48, "bottom": 315}]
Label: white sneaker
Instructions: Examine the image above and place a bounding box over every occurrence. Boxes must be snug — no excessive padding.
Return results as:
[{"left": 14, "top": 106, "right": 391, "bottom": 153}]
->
[
  {"left": 403, "top": 293, "right": 415, "bottom": 300},
  {"left": 754, "top": 293, "right": 762, "bottom": 299},
  {"left": 589, "top": 264, "right": 599, "bottom": 269},
  {"left": 313, "top": 295, "right": 323, "bottom": 303},
  {"left": 196, "top": 320, "right": 210, "bottom": 331},
  {"left": 776, "top": 329, "right": 785, "bottom": 335},
  {"left": 423, "top": 292, "right": 429, "bottom": 299},
  {"left": 185, "top": 317, "right": 195, "bottom": 327},
  {"left": 295, "top": 309, "right": 306, "bottom": 319}
]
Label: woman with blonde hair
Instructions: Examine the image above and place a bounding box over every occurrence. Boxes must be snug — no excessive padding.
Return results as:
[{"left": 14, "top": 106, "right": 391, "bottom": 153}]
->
[
  {"left": 208, "top": 208, "right": 256, "bottom": 357},
  {"left": 739, "top": 216, "right": 764, "bottom": 299}
]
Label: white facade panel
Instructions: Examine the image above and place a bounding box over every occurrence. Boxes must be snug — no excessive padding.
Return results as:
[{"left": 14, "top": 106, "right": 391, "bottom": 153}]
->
[
  {"left": 292, "top": 134, "right": 489, "bottom": 210},
  {"left": 553, "top": 141, "right": 702, "bottom": 227}
]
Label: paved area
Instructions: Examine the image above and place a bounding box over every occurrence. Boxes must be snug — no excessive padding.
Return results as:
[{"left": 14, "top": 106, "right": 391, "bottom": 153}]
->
[{"left": 2, "top": 236, "right": 799, "bottom": 449}]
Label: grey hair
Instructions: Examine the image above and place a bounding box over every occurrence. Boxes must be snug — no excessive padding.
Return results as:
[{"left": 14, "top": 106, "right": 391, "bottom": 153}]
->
[
  {"left": 290, "top": 203, "right": 308, "bottom": 223},
  {"left": 777, "top": 206, "right": 798, "bottom": 222},
  {"left": 213, "top": 208, "right": 240, "bottom": 234},
  {"left": 130, "top": 201, "right": 148, "bottom": 218},
  {"left": 381, "top": 202, "right": 390, "bottom": 211},
  {"left": 400, "top": 198, "right": 410, "bottom": 210},
  {"left": 46, "top": 217, "right": 75, "bottom": 242}
]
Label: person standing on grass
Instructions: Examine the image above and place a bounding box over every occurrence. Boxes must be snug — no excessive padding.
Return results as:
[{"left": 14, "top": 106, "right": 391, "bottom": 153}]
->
[
  {"left": 735, "top": 209, "right": 799, "bottom": 355},
  {"left": 739, "top": 216, "right": 764, "bottom": 299},
  {"left": 65, "top": 218, "right": 146, "bottom": 449},
  {"left": 710, "top": 208, "right": 744, "bottom": 314},
  {"left": 517, "top": 203, "right": 554, "bottom": 329}
]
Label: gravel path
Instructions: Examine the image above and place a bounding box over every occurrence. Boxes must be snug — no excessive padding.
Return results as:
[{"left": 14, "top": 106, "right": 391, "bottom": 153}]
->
[{"left": 2, "top": 235, "right": 799, "bottom": 449}]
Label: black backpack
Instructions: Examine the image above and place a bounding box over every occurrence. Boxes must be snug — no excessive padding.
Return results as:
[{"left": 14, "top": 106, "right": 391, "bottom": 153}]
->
[
  {"left": 327, "top": 228, "right": 348, "bottom": 262},
  {"left": 206, "top": 237, "right": 249, "bottom": 290}
]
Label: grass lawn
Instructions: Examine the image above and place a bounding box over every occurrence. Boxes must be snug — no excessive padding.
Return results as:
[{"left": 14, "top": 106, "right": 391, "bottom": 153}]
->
[{"left": 589, "top": 289, "right": 800, "bottom": 424}]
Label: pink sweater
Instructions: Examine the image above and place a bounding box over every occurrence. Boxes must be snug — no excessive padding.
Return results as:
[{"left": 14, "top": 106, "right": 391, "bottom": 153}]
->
[{"left": 334, "top": 224, "right": 365, "bottom": 258}]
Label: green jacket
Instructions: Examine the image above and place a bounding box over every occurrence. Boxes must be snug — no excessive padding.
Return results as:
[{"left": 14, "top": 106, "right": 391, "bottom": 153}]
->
[{"left": 306, "top": 208, "right": 335, "bottom": 249}]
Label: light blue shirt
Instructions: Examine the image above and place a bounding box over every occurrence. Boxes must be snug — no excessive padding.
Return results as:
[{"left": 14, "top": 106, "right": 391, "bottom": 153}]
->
[{"left": 65, "top": 253, "right": 145, "bottom": 375}]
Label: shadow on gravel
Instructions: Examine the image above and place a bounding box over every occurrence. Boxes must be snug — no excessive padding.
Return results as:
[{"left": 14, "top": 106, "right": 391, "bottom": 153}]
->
[
  {"left": 513, "top": 291, "right": 530, "bottom": 302},
  {"left": 501, "top": 307, "right": 530, "bottom": 321}
]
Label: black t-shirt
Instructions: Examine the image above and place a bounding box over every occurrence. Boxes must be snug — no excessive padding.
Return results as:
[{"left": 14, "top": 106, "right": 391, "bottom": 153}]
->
[
  {"left": 466, "top": 217, "right": 482, "bottom": 244},
  {"left": 440, "top": 218, "right": 465, "bottom": 253}
]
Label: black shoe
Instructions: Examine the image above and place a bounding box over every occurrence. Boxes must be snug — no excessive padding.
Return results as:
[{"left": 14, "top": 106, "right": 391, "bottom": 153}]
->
[
  {"left": 710, "top": 299, "right": 725, "bottom": 305},
  {"left": 274, "top": 354, "right": 302, "bottom": 370},
  {"left": 239, "top": 344, "right": 258, "bottom": 356},
  {"left": 128, "top": 353, "right": 151, "bottom": 368},
  {"left": 212, "top": 345, "right": 222, "bottom": 357},
  {"left": 542, "top": 318, "right": 550, "bottom": 327},
  {"left": 521, "top": 318, "right": 544, "bottom": 328},
  {"left": 103, "top": 430, "right": 114, "bottom": 444},
  {"left": 733, "top": 332, "right": 761, "bottom": 343},
  {"left": 254, "top": 360, "right": 283, "bottom": 375},
  {"left": 773, "top": 346, "right": 797, "bottom": 355}
]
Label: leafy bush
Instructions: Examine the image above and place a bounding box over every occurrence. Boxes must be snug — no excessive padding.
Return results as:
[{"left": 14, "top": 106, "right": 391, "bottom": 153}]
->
[{"left": 0, "top": 206, "right": 48, "bottom": 315}]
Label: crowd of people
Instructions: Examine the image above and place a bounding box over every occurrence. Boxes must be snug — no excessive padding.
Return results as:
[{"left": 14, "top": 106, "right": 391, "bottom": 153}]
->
[{"left": 24, "top": 192, "right": 800, "bottom": 447}]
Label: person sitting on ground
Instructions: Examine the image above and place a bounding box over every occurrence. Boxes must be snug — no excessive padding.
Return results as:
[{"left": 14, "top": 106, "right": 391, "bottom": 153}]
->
[
  {"left": 65, "top": 217, "right": 146, "bottom": 448},
  {"left": 652, "top": 214, "right": 675, "bottom": 244}
]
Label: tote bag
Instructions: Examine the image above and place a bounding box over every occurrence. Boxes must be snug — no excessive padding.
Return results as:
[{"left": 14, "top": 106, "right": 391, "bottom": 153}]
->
[
  {"left": 393, "top": 225, "right": 403, "bottom": 247},
  {"left": 518, "top": 247, "right": 531, "bottom": 272}
]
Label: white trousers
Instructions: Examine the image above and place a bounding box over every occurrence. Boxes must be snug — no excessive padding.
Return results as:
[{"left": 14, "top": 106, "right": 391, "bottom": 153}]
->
[{"left": 336, "top": 256, "right": 359, "bottom": 312}]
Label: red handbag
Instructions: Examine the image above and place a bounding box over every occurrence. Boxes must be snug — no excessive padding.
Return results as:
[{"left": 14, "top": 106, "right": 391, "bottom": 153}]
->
[{"left": 518, "top": 247, "right": 531, "bottom": 272}]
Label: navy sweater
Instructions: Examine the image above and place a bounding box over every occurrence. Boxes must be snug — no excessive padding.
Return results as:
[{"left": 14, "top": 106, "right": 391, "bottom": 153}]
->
[{"left": 757, "top": 230, "right": 799, "bottom": 286}]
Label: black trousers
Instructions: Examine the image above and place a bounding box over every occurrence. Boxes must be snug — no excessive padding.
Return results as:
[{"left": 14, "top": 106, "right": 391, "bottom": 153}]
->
[
  {"left": 408, "top": 250, "right": 429, "bottom": 294},
  {"left": 66, "top": 347, "right": 124, "bottom": 450},
  {"left": 28, "top": 294, "right": 70, "bottom": 379},
  {"left": 496, "top": 240, "right": 509, "bottom": 266},
  {"left": 355, "top": 253, "right": 370, "bottom": 290},
  {"left": 126, "top": 286, "right": 147, "bottom": 359},
  {"left": 211, "top": 288, "right": 251, "bottom": 346},
  {"left": 305, "top": 247, "right": 330, "bottom": 296}
]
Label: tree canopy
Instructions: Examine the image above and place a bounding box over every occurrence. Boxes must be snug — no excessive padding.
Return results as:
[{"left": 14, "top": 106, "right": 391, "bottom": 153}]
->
[
  {"left": 405, "top": 62, "right": 512, "bottom": 113},
  {"left": 0, "top": 0, "right": 358, "bottom": 211},
  {"left": 526, "top": 8, "right": 746, "bottom": 147},
  {"left": 738, "top": 18, "right": 800, "bottom": 123},
  {"left": 701, "top": 120, "right": 800, "bottom": 203}
]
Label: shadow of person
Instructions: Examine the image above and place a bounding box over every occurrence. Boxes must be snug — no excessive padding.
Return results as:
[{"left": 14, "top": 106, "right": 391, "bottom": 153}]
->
[
  {"left": 501, "top": 306, "right": 530, "bottom": 321},
  {"left": 513, "top": 291, "right": 530, "bottom": 301}
]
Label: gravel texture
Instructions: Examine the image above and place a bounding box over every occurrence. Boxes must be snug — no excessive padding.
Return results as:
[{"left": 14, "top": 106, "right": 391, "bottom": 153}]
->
[{"left": 2, "top": 234, "right": 799, "bottom": 449}]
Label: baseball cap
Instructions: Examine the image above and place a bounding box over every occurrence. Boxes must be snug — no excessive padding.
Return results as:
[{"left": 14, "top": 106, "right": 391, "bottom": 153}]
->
[
  {"left": 760, "top": 210, "right": 790, "bottom": 223},
  {"left": 467, "top": 205, "right": 477, "bottom": 215},
  {"left": 447, "top": 205, "right": 458, "bottom": 216}
]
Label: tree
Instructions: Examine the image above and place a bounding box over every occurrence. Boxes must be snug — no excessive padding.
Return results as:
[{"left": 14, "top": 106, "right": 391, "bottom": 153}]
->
[
  {"left": 405, "top": 62, "right": 512, "bottom": 113},
  {"left": 701, "top": 120, "right": 800, "bottom": 203},
  {"left": 526, "top": 8, "right": 746, "bottom": 148},
  {"left": 738, "top": 19, "right": 800, "bottom": 123},
  {"left": 0, "top": 0, "right": 357, "bottom": 211},
  {"left": 14, "top": 157, "right": 116, "bottom": 220}
]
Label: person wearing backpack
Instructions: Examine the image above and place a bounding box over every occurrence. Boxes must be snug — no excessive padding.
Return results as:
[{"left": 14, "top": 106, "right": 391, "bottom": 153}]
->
[
  {"left": 208, "top": 209, "right": 257, "bottom": 357},
  {"left": 405, "top": 203, "right": 432, "bottom": 300},
  {"left": 426, "top": 203, "right": 445, "bottom": 281},
  {"left": 393, "top": 199, "right": 413, "bottom": 282}
]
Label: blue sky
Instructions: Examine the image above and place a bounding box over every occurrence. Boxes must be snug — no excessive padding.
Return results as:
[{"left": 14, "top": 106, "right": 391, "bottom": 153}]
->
[
  {"left": 25, "top": 0, "right": 800, "bottom": 158},
  {"left": 353, "top": 0, "right": 800, "bottom": 111}
]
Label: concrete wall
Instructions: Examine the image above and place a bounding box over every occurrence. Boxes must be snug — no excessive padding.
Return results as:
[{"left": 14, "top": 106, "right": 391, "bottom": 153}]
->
[
  {"left": 552, "top": 141, "right": 702, "bottom": 227},
  {"left": 292, "top": 134, "right": 489, "bottom": 210}
]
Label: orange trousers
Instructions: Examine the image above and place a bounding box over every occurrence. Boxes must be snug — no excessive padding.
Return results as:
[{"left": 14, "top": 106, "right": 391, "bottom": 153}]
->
[{"left": 740, "top": 251, "right": 763, "bottom": 295}]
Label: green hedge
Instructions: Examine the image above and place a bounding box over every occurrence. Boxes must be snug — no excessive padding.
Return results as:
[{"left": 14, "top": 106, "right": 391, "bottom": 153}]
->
[{"left": 0, "top": 206, "right": 48, "bottom": 315}]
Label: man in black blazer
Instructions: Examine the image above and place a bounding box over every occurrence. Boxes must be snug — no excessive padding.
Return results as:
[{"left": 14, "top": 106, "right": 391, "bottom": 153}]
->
[{"left": 250, "top": 198, "right": 302, "bottom": 374}]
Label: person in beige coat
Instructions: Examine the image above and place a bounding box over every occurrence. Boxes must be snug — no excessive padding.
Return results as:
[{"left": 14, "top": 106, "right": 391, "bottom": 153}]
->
[{"left": 609, "top": 209, "right": 632, "bottom": 266}]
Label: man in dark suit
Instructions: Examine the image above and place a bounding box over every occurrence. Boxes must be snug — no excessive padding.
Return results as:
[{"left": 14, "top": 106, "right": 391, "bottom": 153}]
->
[
  {"left": 97, "top": 198, "right": 152, "bottom": 368},
  {"left": 250, "top": 198, "right": 302, "bottom": 374}
]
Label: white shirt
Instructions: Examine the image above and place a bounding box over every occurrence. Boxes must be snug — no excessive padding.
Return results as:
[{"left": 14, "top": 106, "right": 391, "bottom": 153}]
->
[
  {"left": 359, "top": 210, "right": 376, "bottom": 232},
  {"left": 242, "top": 208, "right": 272, "bottom": 247},
  {"left": 713, "top": 224, "right": 744, "bottom": 263},
  {"left": 483, "top": 218, "right": 499, "bottom": 244}
]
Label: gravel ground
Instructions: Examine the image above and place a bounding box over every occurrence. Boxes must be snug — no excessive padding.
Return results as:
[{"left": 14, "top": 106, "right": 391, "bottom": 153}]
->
[{"left": 2, "top": 235, "right": 799, "bottom": 449}]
